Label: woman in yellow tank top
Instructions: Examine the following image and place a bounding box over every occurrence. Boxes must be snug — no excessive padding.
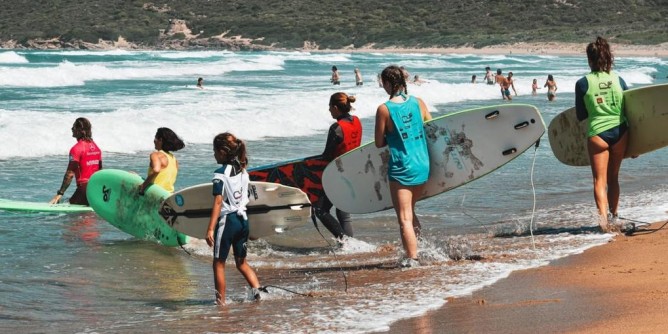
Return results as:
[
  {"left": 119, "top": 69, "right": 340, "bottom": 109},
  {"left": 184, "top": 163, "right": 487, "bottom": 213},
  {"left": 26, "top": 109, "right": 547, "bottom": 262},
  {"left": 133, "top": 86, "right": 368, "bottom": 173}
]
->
[{"left": 139, "top": 127, "right": 185, "bottom": 194}]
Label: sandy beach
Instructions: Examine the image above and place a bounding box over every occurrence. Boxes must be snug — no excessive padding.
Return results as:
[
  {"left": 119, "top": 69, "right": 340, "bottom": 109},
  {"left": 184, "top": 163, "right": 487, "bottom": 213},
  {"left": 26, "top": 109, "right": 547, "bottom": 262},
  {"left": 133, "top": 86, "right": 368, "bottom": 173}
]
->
[
  {"left": 336, "top": 42, "right": 668, "bottom": 58},
  {"left": 386, "top": 221, "right": 668, "bottom": 333}
]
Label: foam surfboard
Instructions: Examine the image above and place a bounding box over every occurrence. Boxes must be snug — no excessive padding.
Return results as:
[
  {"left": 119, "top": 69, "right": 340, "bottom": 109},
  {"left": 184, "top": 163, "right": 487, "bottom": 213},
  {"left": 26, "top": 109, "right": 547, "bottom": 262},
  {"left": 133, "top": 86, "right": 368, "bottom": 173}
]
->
[
  {"left": 548, "top": 83, "right": 668, "bottom": 166},
  {"left": 322, "top": 104, "right": 546, "bottom": 214},
  {"left": 248, "top": 155, "right": 329, "bottom": 205},
  {"left": 86, "top": 169, "right": 188, "bottom": 246},
  {"left": 159, "top": 182, "right": 311, "bottom": 240},
  {"left": 0, "top": 199, "right": 93, "bottom": 213}
]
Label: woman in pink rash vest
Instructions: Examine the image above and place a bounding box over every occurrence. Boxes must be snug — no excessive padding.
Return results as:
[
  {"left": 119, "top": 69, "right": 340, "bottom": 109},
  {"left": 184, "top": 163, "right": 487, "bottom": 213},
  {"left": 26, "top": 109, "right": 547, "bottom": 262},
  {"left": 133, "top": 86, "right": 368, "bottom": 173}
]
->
[{"left": 49, "top": 117, "right": 103, "bottom": 205}]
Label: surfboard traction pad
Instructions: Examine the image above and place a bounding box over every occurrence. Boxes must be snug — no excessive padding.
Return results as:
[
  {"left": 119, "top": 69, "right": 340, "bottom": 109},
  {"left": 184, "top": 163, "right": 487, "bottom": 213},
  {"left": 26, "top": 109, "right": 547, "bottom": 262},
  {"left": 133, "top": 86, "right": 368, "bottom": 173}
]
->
[{"left": 248, "top": 156, "right": 329, "bottom": 204}]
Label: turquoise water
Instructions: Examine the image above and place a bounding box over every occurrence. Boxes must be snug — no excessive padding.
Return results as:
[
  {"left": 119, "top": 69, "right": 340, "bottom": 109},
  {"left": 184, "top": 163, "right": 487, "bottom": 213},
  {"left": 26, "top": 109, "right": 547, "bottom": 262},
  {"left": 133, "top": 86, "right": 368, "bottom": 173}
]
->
[{"left": 1, "top": 49, "right": 667, "bottom": 333}]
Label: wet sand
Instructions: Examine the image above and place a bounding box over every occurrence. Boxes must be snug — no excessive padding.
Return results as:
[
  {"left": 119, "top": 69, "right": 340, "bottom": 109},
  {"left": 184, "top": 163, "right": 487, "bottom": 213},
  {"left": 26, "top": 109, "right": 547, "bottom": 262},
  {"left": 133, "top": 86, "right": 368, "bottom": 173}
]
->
[{"left": 386, "top": 221, "right": 668, "bottom": 333}]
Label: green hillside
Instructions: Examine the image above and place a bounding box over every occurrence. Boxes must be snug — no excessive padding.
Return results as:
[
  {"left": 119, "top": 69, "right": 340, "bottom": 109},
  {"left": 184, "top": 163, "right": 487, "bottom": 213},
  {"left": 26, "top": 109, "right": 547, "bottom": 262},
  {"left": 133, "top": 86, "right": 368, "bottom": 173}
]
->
[{"left": 1, "top": 0, "right": 666, "bottom": 48}]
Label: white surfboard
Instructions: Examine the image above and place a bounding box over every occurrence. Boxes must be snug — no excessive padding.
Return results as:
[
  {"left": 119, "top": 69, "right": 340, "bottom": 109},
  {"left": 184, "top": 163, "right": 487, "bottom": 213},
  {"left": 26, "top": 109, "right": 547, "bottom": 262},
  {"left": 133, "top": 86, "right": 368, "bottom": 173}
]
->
[
  {"left": 322, "top": 104, "right": 546, "bottom": 214},
  {"left": 159, "top": 182, "right": 312, "bottom": 240},
  {"left": 548, "top": 83, "right": 668, "bottom": 166}
]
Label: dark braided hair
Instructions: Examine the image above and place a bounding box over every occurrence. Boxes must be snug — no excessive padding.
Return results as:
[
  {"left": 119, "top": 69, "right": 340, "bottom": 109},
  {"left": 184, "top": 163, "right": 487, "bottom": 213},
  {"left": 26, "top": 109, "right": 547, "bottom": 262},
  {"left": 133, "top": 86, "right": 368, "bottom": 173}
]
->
[
  {"left": 586, "top": 36, "right": 614, "bottom": 73},
  {"left": 381, "top": 65, "right": 408, "bottom": 98},
  {"left": 213, "top": 132, "right": 248, "bottom": 169}
]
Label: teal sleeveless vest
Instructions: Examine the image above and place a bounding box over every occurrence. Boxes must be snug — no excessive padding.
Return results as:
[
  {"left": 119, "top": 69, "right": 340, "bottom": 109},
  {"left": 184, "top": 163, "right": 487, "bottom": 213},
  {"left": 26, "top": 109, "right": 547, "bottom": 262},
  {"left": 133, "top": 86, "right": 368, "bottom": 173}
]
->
[{"left": 384, "top": 96, "right": 430, "bottom": 186}]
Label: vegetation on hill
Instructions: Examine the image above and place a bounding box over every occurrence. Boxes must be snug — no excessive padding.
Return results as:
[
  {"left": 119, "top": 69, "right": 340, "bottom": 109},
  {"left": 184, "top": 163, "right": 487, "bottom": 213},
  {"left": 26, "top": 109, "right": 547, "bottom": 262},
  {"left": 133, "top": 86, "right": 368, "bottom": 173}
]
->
[{"left": 1, "top": 0, "right": 667, "bottom": 49}]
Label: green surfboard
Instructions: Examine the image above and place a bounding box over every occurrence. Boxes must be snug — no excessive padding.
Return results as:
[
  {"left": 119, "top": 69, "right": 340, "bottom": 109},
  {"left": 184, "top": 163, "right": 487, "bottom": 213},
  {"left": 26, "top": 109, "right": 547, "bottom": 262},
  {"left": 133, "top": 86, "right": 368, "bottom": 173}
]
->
[
  {"left": 86, "top": 169, "right": 188, "bottom": 246},
  {"left": 0, "top": 199, "right": 93, "bottom": 213}
]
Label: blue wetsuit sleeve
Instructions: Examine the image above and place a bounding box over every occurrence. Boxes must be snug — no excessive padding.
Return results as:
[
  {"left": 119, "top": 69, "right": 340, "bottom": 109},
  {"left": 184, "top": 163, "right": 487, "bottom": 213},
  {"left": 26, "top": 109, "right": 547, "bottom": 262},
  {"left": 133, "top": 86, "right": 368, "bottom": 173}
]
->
[
  {"left": 575, "top": 77, "right": 588, "bottom": 121},
  {"left": 212, "top": 178, "right": 224, "bottom": 196},
  {"left": 619, "top": 77, "right": 628, "bottom": 91},
  {"left": 322, "top": 123, "right": 342, "bottom": 161}
]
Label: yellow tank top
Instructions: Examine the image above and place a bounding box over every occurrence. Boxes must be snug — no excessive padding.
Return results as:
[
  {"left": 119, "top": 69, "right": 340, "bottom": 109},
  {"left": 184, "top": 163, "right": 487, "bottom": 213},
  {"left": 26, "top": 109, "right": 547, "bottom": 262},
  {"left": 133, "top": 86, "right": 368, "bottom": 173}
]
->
[{"left": 148, "top": 150, "right": 178, "bottom": 193}]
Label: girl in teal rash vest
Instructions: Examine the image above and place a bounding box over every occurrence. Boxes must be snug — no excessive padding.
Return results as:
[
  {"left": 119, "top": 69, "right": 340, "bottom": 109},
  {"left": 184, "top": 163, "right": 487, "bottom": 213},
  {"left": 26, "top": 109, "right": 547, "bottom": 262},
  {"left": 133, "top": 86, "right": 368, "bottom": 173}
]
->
[
  {"left": 374, "top": 65, "right": 432, "bottom": 265},
  {"left": 574, "top": 36, "right": 629, "bottom": 232}
]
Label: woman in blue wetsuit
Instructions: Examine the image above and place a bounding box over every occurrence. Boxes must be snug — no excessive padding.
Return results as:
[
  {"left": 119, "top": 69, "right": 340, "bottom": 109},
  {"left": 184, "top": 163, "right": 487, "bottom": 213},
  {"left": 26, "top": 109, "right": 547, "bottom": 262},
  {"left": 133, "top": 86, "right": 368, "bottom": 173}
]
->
[
  {"left": 574, "top": 36, "right": 629, "bottom": 232},
  {"left": 315, "top": 92, "right": 362, "bottom": 240},
  {"left": 374, "top": 65, "right": 432, "bottom": 266}
]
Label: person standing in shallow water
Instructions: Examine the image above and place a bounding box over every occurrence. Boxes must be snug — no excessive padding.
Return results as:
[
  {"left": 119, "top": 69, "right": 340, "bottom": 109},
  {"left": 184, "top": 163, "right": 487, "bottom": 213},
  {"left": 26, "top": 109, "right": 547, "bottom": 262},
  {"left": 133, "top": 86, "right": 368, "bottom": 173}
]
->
[
  {"left": 331, "top": 66, "right": 340, "bottom": 85},
  {"left": 315, "top": 92, "right": 362, "bottom": 241},
  {"left": 545, "top": 74, "right": 558, "bottom": 101},
  {"left": 50, "top": 117, "right": 102, "bottom": 206},
  {"left": 206, "top": 132, "right": 262, "bottom": 305},
  {"left": 574, "top": 36, "right": 630, "bottom": 232},
  {"left": 354, "top": 68, "right": 363, "bottom": 86},
  {"left": 374, "top": 65, "right": 432, "bottom": 266}
]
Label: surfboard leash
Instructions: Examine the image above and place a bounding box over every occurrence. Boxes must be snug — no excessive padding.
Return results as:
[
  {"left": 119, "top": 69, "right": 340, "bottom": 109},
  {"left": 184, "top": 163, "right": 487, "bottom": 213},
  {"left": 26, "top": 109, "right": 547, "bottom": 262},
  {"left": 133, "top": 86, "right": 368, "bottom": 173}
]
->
[
  {"left": 528, "top": 139, "right": 540, "bottom": 250},
  {"left": 259, "top": 285, "right": 314, "bottom": 298},
  {"left": 311, "top": 210, "right": 349, "bottom": 293}
]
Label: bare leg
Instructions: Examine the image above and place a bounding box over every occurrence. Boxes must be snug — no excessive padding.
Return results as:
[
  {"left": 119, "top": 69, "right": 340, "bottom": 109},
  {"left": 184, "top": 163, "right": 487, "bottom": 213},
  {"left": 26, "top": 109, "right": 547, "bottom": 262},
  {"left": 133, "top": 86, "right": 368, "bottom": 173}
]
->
[
  {"left": 588, "top": 136, "right": 611, "bottom": 231},
  {"left": 213, "top": 259, "right": 226, "bottom": 305},
  {"left": 389, "top": 182, "right": 423, "bottom": 259},
  {"left": 235, "top": 257, "right": 260, "bottom": 289},
  {"left": 607, "top": 131, "right": 628, "bottom": 216}
]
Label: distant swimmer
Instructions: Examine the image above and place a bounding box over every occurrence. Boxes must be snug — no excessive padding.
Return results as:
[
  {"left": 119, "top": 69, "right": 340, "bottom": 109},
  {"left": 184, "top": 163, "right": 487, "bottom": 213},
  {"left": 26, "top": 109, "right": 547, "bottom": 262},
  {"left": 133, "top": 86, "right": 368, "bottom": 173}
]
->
[
  {"left": 354, "top": 68, "right": 363, "bottom": 86},
  {"left": 544, "top": 74, "right": 557, "bottom": 101},
  {"left": 532, "top": 78, "right": 539, "bottom": 95},
  {"left": 484, "top": 66, "right": 495, "bottom": 85},
  {"left": 331, "top": 66, "right": 340, "bottom": 85},
  {"left": 471, "top": 74, "right": 477, "bottom": 84},
  {"left": 50, "top": 117, "right": 102, "bottom": 206},
  {"left": 412, "top": 75, "right": 426, "bottom": 85},
  {"left": 196, "top": 77, "right": 204, "bottom": 89}
]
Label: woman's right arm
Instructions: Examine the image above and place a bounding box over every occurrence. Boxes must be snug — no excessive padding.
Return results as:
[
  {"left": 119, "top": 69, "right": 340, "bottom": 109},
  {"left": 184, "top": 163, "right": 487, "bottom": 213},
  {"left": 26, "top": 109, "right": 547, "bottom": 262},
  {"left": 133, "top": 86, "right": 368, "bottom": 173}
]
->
[
  {"left": 375, "top": 105, "right": 389, "bottom": 148},
  {"left": 206, "top": 194, "right": 223, "bottom": 247}
]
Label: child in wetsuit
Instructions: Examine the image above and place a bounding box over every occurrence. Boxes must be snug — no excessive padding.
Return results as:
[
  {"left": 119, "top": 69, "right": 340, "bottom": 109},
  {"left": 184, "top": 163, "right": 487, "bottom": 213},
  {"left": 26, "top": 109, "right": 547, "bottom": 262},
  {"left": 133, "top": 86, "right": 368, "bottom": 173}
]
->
[{"left": 205, "top": 132, "right": 262, "bottom": 305}]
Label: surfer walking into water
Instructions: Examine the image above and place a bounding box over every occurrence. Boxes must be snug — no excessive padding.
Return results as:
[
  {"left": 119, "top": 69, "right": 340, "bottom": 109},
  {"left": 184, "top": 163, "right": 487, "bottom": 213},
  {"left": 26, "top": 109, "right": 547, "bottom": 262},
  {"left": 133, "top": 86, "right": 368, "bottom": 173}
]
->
[
  {"left": 206, "top": 132, "right": 262, "bottom": 305},
  {"left": 575, "top": 36, "right": 629, "bottom": 232},
  {"left": 50, "top": 117, "right": 102, "bottom": 206},
  {"left": 315, "top": 92, "right": 362, "bottom": 241},
  {"left": 139, "top": 127, "right": 185, "bottom": 194},
  {"left": 374, "top": 65, "right": 432, "bottom": 267}
]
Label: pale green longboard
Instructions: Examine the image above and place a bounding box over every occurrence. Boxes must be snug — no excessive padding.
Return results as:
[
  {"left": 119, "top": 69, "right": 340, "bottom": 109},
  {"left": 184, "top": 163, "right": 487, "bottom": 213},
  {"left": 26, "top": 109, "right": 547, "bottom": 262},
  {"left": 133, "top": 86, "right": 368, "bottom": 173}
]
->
[
  {"left": 160, "top": 181, "right": 312, "bottom": 240},
  {"left": 0, "top": 199, "right": 93, "bottom": 213},
  {"left": 548, "top": 83, "right": 668, "bottom": 166},
  {"left": 86, "top": 169, "right": 188, "bottom": 246},
  {"left": 322, "top": 104, "right": 546, "bottom": 214}
]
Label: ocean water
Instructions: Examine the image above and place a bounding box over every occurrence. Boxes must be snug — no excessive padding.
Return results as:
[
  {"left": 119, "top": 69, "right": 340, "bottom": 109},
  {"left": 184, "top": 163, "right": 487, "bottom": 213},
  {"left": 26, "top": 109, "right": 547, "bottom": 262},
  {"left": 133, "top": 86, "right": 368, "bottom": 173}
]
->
[{"left": 0, "top": 49, "right": 667, "bottom": 333}]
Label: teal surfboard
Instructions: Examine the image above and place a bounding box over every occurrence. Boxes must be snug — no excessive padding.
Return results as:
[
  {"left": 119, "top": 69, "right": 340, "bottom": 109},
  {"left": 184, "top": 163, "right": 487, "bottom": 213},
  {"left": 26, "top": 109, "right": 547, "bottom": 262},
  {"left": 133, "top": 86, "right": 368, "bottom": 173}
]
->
[
  {"left": 0, "top": 199, "right": 93, "bottom": 213},
  {"left": 86, "top": 169, "right": 188, "bottom": 246}
]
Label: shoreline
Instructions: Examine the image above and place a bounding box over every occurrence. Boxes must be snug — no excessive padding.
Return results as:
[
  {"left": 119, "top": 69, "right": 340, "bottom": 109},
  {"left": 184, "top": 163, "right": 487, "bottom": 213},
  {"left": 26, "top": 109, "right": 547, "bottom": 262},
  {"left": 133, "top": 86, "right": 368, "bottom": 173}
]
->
[
  {"left": 2, "top": 41, "right": 668, "bottom": 57},
  {"left": 331, "top": 42, "right": 668, "bottom": 57},
  {"left": 386, "top": 221, "right": 668, "bottom": 333}
]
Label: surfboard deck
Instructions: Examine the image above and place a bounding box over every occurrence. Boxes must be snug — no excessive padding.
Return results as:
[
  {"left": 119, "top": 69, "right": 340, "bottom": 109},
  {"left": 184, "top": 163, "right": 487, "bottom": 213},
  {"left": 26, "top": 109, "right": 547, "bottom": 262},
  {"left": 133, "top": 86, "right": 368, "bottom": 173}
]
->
[
  {"left": 248, "top": 155, "right": 329, "bottom": 204},
  {"left": 0, "top": 199, "right": 93, "bottom": 213},
  {"left": 159, "top": 182, "right": 312, "bottom": 240},
  {"left": 548, "top": 83, "right": 668, "bottom": 166},
  {"left": 86, "top": 169, "right": 188, "bottom": 247},
  {"left": 322, "top": 104, "right": 546, "bottom": 214}
]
